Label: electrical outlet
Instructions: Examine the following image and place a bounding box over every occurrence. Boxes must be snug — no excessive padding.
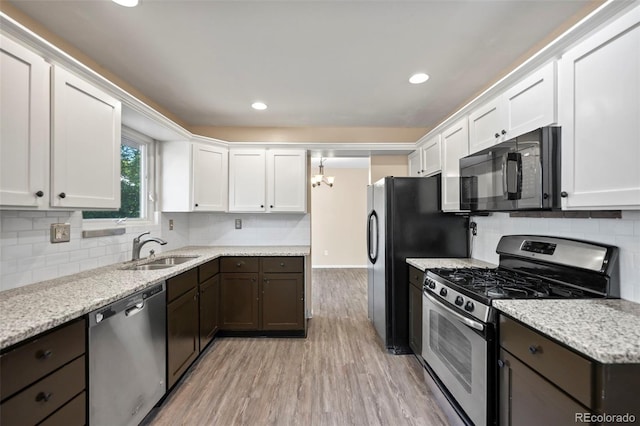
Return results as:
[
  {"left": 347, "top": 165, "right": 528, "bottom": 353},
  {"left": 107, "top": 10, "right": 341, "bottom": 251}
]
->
[
  {"left": 235, "top": 219, "right": 242, "bottom": 229},
  {"left": 324, "top": 250, "right": 329, "bottom": 256},
  {"left": 169, "top": 219, "right": 174, "bottom": 231},
  {"left": 50, "top": 223, "right": 71, "bottom": 243}
]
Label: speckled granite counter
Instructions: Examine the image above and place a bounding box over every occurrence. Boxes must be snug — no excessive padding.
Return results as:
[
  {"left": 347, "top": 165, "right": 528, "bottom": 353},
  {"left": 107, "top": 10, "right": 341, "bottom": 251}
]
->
[
  {"left": 406, "top": 258, "right": 496, "bottom": 272},
  {"left": 494, "top": 299, "right": 640, "bottom": 364},
  {"left": 0, "top": 245, "right": 309, "bottom": 350}
]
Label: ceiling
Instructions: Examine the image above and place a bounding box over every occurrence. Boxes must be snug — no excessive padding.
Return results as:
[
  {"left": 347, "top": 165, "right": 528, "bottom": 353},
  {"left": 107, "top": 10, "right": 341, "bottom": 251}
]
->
[{"left": 8, "top": 0, "right": 597, "bottom": 130}]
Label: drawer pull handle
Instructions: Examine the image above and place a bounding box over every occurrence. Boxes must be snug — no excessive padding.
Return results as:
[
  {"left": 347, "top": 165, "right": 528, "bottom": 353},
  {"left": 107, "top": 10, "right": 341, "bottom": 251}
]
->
[
  {"left": 36, "top": 392, "right": 53, "bottom": 402},
  {"left": 528, "top": 345, "right": 540, "bottom": 354},
  {"left": 280, "top": 262, "right": 285, "bottom": 267},
  {"left": 37, "top": 349, "right": 53, "bottom": 360}
]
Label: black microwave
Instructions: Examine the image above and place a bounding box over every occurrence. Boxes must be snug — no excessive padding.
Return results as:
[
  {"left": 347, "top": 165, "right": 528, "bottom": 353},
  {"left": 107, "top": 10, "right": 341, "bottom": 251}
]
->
[{"left": 460, "top": 127, "right": 561, "bottom": 212}]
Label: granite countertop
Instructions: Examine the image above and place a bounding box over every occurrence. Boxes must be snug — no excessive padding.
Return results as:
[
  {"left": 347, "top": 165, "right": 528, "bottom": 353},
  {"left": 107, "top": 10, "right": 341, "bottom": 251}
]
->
[
  {"left": 406, "top": 257, "right": 496, "bottom": 272},
  {"left": 0, "top": 245, "right": 309, "bottom": 350},
  {"left": 494, "top": 299, "right": 640, "bottom": 364}
]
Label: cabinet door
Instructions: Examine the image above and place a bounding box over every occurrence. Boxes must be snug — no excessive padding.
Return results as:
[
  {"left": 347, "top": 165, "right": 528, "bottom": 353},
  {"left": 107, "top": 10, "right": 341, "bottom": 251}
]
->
[
  {"left": 167, "top": 288, "right": 199, "bottom": 389},
  {"left": 503, "top": 61, "right": 556, "bottom": 139},
  {"left": 228, "top": 149, "right": 266, "bottom": 212},
  {"left": 193, "top": 143, "right": 228, "bottom": 211},
  {"left": 51, "top": 65, "right": 121, "bottom": 209},
  {"left": 468, "top": 96, "right": 503, "bottom": 154},
  {"left": 441, "top": 117, "right": 469, "bottom": 212},
  {"left": 408, "top": 282, "right": 422, "bottom": 355},
  {"left": 199, "top": 274, "right": 219, "bottom": 350},
  {"left": 408, "top": 150, "right": 422, "bottom": 176},
  {"left": 499, "top": 349, "right": 587, "bottom": 426},
  {"left": 266, "top": 149, "right": 306, "bottom": 212},
  {"left": 0, "top": 36, "right": 50, "bottom": 208},
  {"left": 559, "top": 6, "right": 640, "bottom": 209},
  {"left": 219, "top": 273, "right": 259, "bottom": 330},
  {"left": 262, "top": 273, "right": 304, "bottom": 331},
  {"left": 421, "top": 134, "right": 442, "bottom": 176}
]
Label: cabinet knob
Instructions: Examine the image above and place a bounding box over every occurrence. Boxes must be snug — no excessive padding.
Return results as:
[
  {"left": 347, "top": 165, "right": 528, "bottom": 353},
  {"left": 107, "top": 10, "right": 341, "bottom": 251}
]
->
[
  {"left": 195, "top": 203, "right": 199, "bottom": 207},
  {"left": 543, "top": 193, "right": 549, "bottom": 200},
  {"left": 252, "top": 278, "right": 256, "bottom": 282},
  {"left": 528, "top": 345, "right": 540, "bottom": 354},
  {"left": 270, "top": 205, "right": 274, "bottom": 208},
  {"left": 497, "top": 359, "right": 505, "bottom": 368},
  {"left": 280, "top": 262, "right": 285, "bottom": 267},
  {"left": 560, "top": 191, "right": 568, "bottom": 198},
  {"left": 35, "top": 392, "right": 53, "bottom": 402},
  {"left": 58, "top": 192, "right": 66, "bottom": 199},
  {"left": 501, "top": 129, "right": 507, "bottom": 135},
  {"left": 35, "top": 191, "right": 44, "bottom": 198},
  {"left": 36, "top": 349, "right": 53, "bottom": 360},
  {"left": 417, "top": 171, "right": 421, "bottom": 175},
  {"left": 260, "top": 205, "right": 264, "bottom": 208},
  {"left": 494, "top": 133, "right": 500, "bottom": 138},
  {"left": 236, "top": 262, "right": 244, "bottom": 267}
]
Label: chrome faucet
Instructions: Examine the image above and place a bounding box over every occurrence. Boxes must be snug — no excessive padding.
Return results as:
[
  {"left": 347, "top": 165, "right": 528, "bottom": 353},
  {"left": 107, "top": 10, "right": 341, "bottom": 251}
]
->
[{"left": 132, "top": 232, "right": 167, "bottom": 261}]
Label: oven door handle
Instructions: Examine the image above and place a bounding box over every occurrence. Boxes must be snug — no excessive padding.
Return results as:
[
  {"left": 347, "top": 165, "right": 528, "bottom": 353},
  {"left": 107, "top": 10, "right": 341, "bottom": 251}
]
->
[{"left": 424, "top": 291, "right": 485, "bottom": 332}]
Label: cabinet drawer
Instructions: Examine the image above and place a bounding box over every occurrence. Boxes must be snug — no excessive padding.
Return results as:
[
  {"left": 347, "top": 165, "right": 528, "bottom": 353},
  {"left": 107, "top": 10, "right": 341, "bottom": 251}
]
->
[
  {"left": 167, "top": 268, "right": 198, "bottom": 303},
  {"left": 262, "top": 257, "right": 303, "bottom": 273},
  {"left": 408, "top": 266, "right": 422, "bottom": 288},
  {"left": 199, "top": 258, "right": 220, "bottom": 282},
  {"left": 0, "top": 355, "right": 85, "bottom": 426},
  {"left": 499, "top": 315, "right": 593, "bottom": 407},
  {"left": 39, "top": 391, "right": 85, "bottom": 426},
  {"left": 220, "top": 257, "right": 260, "bottom": 273},
  {"left": 0, "top": 319, "right": 85, "bottom": 401}
]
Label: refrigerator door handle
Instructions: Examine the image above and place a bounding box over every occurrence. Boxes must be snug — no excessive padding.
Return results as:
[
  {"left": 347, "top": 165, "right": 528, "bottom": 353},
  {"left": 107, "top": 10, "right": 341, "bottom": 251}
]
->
[{"left": 367, "top": 210, "right": 379, "bottom": 264}]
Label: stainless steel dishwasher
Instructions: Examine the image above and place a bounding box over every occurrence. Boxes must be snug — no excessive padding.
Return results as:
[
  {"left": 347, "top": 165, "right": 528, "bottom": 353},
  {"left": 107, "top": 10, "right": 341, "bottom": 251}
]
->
[{"left": 89, "top": 282, "right": 166, "bottom": 426}]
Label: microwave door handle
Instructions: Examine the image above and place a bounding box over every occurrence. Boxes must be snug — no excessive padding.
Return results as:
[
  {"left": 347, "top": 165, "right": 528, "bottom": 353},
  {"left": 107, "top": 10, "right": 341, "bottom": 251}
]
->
[
  {"left": 424, "top": 291, "right": 484, "bottom": 332},
  {"left": 503, "top": 152, "right": 522, "bottom": 200}
]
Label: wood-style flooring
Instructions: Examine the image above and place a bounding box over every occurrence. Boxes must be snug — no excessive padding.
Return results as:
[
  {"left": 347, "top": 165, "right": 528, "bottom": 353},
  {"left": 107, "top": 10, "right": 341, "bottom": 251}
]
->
[{"left": 146, "top": 268, "right": 448, "bottom": 426}]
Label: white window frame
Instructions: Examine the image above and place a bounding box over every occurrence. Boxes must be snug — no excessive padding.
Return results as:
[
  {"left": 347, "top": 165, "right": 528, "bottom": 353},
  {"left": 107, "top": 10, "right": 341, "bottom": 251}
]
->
[{"left": 82, "top": 126, "right": 157, "bottom": 229}]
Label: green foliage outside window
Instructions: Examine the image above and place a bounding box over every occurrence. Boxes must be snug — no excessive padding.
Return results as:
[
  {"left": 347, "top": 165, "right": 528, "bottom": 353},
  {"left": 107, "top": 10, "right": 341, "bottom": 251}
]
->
[{"left": 82, "top": 144, "right": 142, "bottom": 219}]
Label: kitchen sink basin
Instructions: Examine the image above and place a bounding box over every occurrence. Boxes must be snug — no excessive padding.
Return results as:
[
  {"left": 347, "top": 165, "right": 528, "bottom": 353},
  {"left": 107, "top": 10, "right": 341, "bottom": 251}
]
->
[
  {"left": 120, "top": 255, "right": 200, "bottom": 271},
  {"left": 144, "top": 255, "right": 200, "bottom": 265}
]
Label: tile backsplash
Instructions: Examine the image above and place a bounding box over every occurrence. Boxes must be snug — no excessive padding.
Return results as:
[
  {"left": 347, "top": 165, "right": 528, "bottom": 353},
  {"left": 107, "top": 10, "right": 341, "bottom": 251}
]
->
[
  {"left": 0, "top": 210, "right": 310, "bottom": 291},
  {"left": 471, "top": 211, "right": 640, "bottom": 303}
]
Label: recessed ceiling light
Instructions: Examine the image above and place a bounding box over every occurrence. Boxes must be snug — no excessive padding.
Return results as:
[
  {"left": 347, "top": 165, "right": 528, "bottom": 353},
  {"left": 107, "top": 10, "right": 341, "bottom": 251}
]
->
[
  {"left": 112, "top": 0, "right": 139, "bottom": 7},
  {"left": 252, "top": 102, "right": 267, "bottom": 110},
  {"left": 409, "top": 73, "right": 430, "bottom": 84}
]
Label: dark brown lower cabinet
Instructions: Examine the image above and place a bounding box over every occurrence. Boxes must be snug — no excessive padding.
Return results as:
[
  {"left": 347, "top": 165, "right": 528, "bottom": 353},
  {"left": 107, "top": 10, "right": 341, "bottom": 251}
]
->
[
  {"left": 262, "top": 273, "right": 304, "bottom": 330},
  {"left": 220, "top": 273, "right": 259, "bottom": 330},
  {"left": 199, "top": 274, "right": 220, "bottom": 349},
  {"left": 408, "top": 281, "right": 422, "bottom": 355},
  {"left": 167, "top": 287, "right": 199, "bottom": 389}
]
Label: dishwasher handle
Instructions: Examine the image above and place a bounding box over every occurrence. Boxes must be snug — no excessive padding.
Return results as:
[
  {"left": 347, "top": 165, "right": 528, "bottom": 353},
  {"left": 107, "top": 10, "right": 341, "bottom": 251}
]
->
[{"left": 125, "top": 302, "right": 145, "bottom": 317}]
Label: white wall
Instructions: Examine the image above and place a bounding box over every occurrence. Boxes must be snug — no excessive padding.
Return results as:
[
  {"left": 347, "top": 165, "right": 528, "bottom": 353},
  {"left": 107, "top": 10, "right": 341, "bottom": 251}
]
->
[
  {"left": 311, "top": 168, "right": 368, "bottom": 267},
  {"left": 471, "top": 212, "right": 640, "bottom": 303},
  {"left": 0, "top": 210, "right": 310, "bottom": 291}
]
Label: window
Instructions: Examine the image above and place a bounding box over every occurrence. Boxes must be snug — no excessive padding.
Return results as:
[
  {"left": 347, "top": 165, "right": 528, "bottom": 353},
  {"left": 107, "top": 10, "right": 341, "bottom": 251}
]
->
[{"left": 83, "top": 127, "right": 154, "bottom": 221}]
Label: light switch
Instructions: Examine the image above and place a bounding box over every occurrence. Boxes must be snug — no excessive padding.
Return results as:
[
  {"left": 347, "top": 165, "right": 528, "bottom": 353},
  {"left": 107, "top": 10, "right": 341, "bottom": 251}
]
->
[
  {"left": 235, "top": 219, "right": 242, "bottom": 229},
  {"left": 50, "top": 223, "right": 71, "bottom": 243}
]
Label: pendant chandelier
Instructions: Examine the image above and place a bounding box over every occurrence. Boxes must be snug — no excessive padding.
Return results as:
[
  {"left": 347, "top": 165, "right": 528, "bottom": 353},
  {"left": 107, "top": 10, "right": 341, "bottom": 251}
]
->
[{"left": 311, "top": 158, "right": 335, "bottom": 188}]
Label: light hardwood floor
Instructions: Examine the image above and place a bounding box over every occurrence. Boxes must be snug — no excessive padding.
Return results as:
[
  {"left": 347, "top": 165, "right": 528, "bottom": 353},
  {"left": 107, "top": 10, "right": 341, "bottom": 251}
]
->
[{"left": 146, "top": 268, "right": 448, "bottom": 426}]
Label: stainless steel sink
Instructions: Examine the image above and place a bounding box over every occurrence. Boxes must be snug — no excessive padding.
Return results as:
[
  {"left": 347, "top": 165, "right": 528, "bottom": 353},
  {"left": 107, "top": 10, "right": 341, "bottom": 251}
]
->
[
  {"left": 120, "top": 255, "right": 200, "bottom": 271},
  {"left": 145, "top": 256, "right": 199, "bottom": 265}
]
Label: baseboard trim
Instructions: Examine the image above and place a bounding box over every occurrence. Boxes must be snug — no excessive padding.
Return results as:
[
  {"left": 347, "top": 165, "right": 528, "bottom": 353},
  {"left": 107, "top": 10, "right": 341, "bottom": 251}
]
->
[{"left": 311, "top": 265, "right": 367, "bottom": 269}]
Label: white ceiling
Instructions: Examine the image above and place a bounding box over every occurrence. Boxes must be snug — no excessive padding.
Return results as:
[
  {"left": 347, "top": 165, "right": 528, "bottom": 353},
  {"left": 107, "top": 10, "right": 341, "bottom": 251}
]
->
[{"left": 9, "top": 0, "right": 594, "bottom": 129}]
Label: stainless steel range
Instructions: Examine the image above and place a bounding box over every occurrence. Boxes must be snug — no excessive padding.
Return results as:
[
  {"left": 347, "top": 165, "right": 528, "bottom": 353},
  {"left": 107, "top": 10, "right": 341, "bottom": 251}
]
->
[{"left": 421, "top": 235, "right": 619, "bottom": 426}]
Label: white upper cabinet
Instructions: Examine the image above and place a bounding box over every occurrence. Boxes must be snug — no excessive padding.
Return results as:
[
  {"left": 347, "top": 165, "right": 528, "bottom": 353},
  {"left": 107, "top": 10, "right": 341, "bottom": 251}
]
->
[
  {"left": 408, "top": 150, "right": 422, "bottom": 177},
  {"left": 161, "top": 141, "right": 228, "bottom": 212},
  {"left": 228, "top": 149, "right": 267, "bottom": 212},
  {"left": 468, "top": 61, "right": 557, "bottom": 154},
  {"left": 0, "top": 35, "right": 50, "bottom": 208},
  {"left": 228, "top": 148, "right": 307, "bottom": 213},
  {"left": 266, "top": 149, "right": 306, "bottom": 212},
  {"left": 421, "top": 133, "right": 442, "bottom": 177},
  {"left": 51, "top": 65, "right": 121, "bottom": 209},
  {"left": 559, "top": 5, "right": 640, "bottom": 210},
  {"left": 441, "top": 118, "right": 469, "bottom": 212}
]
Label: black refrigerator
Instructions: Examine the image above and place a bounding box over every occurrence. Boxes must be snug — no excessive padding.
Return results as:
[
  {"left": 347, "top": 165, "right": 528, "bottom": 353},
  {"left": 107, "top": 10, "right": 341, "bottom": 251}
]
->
[{"left": 366, "top": 175, "right": 469, "bottom": 354}]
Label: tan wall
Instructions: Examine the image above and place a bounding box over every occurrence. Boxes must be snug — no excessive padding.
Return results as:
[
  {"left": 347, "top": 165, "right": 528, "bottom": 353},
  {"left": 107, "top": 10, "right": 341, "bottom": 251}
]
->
[
  {"left": 191, "top": 126, "right": 428, "bottom": 143},
  {"left": 311, "top": 168, "right": 368, "bottom": 267},
  {"left": 369, "top": 155, "right": 408, "bottom": 184}
]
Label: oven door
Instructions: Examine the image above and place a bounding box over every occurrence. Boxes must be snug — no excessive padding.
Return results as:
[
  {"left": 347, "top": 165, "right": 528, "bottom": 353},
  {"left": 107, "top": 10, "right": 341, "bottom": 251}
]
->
[{"left": 422, "top": 290, "right": 488, "bottom": 426}]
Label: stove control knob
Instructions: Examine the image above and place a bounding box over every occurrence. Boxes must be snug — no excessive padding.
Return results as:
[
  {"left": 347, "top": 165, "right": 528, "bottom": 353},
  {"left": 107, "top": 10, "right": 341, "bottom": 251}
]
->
[
  {"left": 439, "top": 288, "right": 448, "bottom": 297},
  {"left": 428, "top": 280, "right": 436, "bottom": 289},
  {"left": 464, "top": 301, "right": 475, "bottom": 312},
  {"left": 455, "top": 296, "right": 464, "bottom": 306}
]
